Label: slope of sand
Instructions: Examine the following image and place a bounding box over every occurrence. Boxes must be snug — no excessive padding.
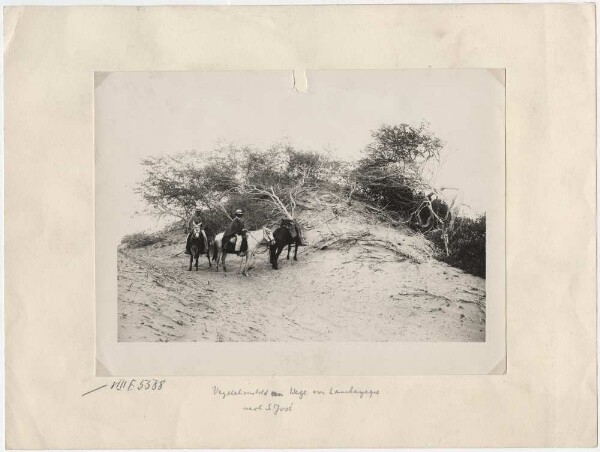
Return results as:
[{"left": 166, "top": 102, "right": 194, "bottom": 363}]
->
[{"left": 118, "top": 193, "right": 486, "bottom": 342}]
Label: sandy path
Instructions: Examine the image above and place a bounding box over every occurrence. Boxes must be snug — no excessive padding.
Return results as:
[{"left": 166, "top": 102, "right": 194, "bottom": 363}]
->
[{"left": 118, "top": 241, "right": 486, "bottom": 342}]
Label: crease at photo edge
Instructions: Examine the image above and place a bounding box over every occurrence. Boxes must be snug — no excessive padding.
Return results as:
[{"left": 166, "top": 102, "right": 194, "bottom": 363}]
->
[
  {"left": 95, "top": 72, "right": 112, "bottom": 89},
  {"left": 95, "top": 358, "right": 112, "bottom": 377},
  {"left": 487, "top": 68, "right": 506, "bottom": 86},
  {"left": 488, "top": 356, "right": 507, "bottom": 375},
  {"left": 3, "top": 6, "right": 24, "bottom": 56}
]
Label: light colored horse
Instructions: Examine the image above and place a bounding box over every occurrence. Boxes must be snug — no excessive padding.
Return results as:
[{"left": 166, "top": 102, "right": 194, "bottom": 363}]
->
[{"left": 213, "top": 227, "right": 275, "bottom": 276}]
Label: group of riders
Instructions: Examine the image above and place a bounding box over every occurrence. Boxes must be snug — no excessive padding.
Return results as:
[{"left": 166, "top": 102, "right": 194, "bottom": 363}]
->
[{"left": 184, "top": 204, "right": 306, "bottom": 257}]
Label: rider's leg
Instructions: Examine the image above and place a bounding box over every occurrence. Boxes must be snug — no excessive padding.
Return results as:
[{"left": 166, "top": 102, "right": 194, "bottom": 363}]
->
[
  {"left": 221, "top": 234, "right": 232, "bottom": 253},
  {"left": 185, "top": 233, "right": 192, "bottom": 254}
]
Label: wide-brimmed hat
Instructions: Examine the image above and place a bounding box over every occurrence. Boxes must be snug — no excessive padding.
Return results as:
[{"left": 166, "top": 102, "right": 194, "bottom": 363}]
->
[{"left": 235, "top": 209, "right": 243, "bottom": 215}]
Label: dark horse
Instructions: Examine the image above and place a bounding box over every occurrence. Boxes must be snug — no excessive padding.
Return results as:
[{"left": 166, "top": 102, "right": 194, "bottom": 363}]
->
[
  {"left": 269, "top": 220, "right": 302, "bottom": 270},
  {"left": 188, "top": 222, "right": 211, "bottom": 271}
]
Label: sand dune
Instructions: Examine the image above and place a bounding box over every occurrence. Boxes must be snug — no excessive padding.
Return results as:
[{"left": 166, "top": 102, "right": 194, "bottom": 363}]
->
[{"left": 118, "top": 194, "right": 486, "bottom": 342}]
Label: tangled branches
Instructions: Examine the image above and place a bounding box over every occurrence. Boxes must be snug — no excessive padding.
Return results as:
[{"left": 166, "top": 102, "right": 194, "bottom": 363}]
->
[{"left": 311, "top": 229, "right": 428, "bottom": 263}]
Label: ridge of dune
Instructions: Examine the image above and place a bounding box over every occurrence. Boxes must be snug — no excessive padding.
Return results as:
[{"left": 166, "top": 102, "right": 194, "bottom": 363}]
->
[{"left": 117, "top": 188, "right": 486, "bottom": 342}]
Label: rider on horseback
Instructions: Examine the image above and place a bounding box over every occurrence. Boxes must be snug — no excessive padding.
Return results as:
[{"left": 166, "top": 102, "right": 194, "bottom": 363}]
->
[
  {"left": 184, "top": 203, "right": 208, "bottom": 255},
  {"left": 222, "top": 209, "right": 248, "bottom": 257}
]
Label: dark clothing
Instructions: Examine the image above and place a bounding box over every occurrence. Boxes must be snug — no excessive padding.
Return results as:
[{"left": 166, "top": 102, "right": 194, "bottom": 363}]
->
[
  {"left": 185, "top": 214, "right": 207, "bottom": 254},
  {"left": 185, "top": 234, "right": 192, "bottom": 254},
  {"left": 223, "top": 217, "right": 245, "bottom": 238},
  {"left": 222, "top": 216, "right": 247, "bottom": 255},
  {"left": 187, "top": 213, "right": 205, "bottom": 231},
  {"left": 186, "top": 232, "right": 208, "bottom": 254},
  {"left": 221, "top": 235, "right": 248, "bottom": 254}
]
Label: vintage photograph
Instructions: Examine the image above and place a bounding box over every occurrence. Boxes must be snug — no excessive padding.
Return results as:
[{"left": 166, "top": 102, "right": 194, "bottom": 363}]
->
[
  {"left": 7, "top": 4, "right": 595, "bottom": 448},
  {"left": 95, "top": 70, "right": 503, "bottom": 343}
]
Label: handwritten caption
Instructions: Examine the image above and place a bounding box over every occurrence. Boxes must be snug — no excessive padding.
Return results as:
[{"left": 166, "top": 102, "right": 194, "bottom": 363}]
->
[
  {"left": 111, "top": 379, "right": 167, "bottom": 391},
  {"left": 212, "top": 385, "right": 379, "bottom": 415},
  {"left": 82, "top": 380, "right": 379, "bottom": 414},
  {"left": 82, "top": 379, "right": 167, "bottom": 397}
]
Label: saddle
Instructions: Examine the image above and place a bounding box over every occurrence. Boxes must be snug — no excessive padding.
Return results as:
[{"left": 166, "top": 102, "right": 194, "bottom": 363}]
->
[{"left": 223, "top": 234, "right": 248, "bottom": 254}]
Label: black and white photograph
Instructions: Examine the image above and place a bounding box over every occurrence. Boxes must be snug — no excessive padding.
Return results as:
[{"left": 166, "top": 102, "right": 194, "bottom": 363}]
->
[
  {"left": 95, "top": 70, "right": 503, "bottom": 344},
  {"left": 9, "top": 4, "right": 596, "bottom": 447}
]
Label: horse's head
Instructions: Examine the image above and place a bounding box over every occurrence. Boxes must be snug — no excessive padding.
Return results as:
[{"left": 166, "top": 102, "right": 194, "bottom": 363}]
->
[
  {"left": 192, "top": 222, "right": 202, "bottom": 238},
  {"left": 280, "top": 218, "right": 295, "bottom": 230},
  {"left": 262, "top": 227, "right": 276, "bottom": 246}
]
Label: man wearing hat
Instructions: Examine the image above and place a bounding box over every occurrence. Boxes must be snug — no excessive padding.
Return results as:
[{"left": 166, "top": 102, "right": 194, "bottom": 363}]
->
[
  {"left": 184, "top": 203, "right": 208, "bottom": 255},
  {"left": 222, "top": 209, "right": 247, "bottom": 256}
]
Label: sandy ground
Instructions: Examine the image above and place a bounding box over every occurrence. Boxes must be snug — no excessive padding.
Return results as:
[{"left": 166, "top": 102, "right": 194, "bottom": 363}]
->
[{"left": 118, "top": 239, "right": 486, "bottom": 342}]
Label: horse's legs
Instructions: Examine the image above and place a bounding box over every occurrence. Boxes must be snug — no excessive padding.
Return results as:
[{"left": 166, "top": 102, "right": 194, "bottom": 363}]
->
[
  {"left": 195, "top": 253, "right": 199, "bottom": 270},
  {"left": 222, "top": 252, "right": 227, "bottom": 272},
  {"left": 293, "top": 242, "right": 298, "bottom": 261},
  {"left": 286, "top": 244, "right": 291, "bottom": 260},
  {"left": 269, "top": 246, "right": 277, "bottom": 269},
  {"left": 246, "top": 255, "right": 251, "bottom": 276},
  {"left": 242, "top": 254, "right": 250, "bottom": 277},
  {"left": 269, "top": 246, "right": 275, "bottom": 265},
  {"left": 207, "top": 250, "right": 212, "bottom": 268},
  {"left": 273, "top": 245, "right": 285, "bottom": 270},
  {"left": 188, "top": 253, "right": 193, "bottom": 271}
]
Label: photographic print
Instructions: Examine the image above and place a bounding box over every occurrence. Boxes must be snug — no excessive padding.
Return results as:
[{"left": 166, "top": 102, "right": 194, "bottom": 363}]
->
[
  {"left": 8, "top": 4, "right": 596, "bottom": 448},
  {"left": 95, "top": 70, "right": 503, "bottom": 344}
]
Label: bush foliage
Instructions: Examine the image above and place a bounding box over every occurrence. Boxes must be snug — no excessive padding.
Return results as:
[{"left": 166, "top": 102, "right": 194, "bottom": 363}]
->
[
  {"left": 429, "top": 215, "right": 486, "bottom": 277},
  {"left": 134, "top": 124, "right": 486, "bottom": 277},
  {"left": 135, "top": 144, "right": 340, "bottom": 233},
  {"left": 352, "top": 123, "right": 443, "bottom": 218}
]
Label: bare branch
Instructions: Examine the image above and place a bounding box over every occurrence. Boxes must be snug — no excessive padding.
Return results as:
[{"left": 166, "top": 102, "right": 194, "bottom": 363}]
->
[
  {"left": 237, "top": 182, "right": 300, "bottom": 220},
  {"left": 215, "top": 201, "right": 233, "bottom": 221}
]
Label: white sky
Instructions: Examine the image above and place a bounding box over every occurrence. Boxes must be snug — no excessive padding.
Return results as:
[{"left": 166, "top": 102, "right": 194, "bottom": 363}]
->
[{"left": 95, "top": 70, "right": 505, "bottom": 236}]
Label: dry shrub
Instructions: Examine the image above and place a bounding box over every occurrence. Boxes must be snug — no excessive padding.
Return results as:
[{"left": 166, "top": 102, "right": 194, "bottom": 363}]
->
[
  {"left": 429, "top": 215, "right": 486, "bottom": 277},
  {"left": 121, "top": 232, "right": 165, "bottom": 249}
]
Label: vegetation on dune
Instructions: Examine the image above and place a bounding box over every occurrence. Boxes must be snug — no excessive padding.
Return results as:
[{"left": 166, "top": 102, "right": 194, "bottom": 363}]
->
[
  {"left": 121, "top": 231, "right": 165, "bottom": 248},
  {"left": 349, "top": 123, "right": 485, "bottom": 276},
  {"left": 135, "top": 144, "right": 340, "bottom": 234},
  {"left": 351, "top": 123, "right": 442, "bottom": 212},
  {"left": 133, "top": 124, "right": 486, "bottom": 277},
  {"left": 429, "top": 215, "right": 486, "bottom": 278}
]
